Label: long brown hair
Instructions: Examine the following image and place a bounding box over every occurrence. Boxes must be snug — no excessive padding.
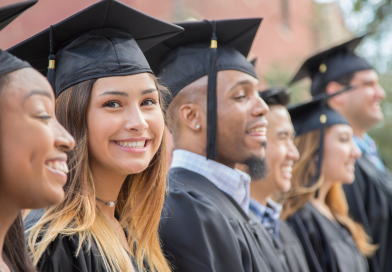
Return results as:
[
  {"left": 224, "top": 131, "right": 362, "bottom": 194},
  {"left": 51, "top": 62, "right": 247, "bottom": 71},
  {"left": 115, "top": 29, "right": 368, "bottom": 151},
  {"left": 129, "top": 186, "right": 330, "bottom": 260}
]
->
[
  {"left": 281, "top": 129, "right": 377, "bottom": 257},
  {"left": 0, "top": 72, "right": 36, "bottom": 272},
  {"left": 27, "top": 74, "right": 170, "bottom": 272}
]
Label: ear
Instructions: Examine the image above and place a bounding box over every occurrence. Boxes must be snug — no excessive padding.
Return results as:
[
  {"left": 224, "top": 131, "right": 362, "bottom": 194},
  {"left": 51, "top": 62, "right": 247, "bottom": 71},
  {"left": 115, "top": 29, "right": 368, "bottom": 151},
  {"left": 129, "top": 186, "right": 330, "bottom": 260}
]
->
[
  {"left": 325, "top": 81, "right": 346, "bottom": 105},
  {"left": 179, "top": 103, "right": 204, "bottom": 132}
]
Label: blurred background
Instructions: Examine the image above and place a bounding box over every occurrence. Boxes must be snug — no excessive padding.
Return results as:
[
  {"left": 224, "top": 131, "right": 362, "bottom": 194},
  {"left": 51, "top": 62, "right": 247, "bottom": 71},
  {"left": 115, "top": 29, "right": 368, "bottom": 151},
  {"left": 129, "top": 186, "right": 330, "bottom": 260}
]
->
[{"left": 1, "top": 0, "right": 392, "bottom": 165}]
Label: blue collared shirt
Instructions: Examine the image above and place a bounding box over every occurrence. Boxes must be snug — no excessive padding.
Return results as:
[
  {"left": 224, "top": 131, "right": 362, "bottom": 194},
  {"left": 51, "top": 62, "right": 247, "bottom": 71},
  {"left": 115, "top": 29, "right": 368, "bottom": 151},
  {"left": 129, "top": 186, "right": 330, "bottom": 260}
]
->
[
  {"left": 249, "top": 197, "right": 282, "bottom": 239},
  {"left": 171, "top": 149, "right": 251, "bottom": 214},
  {"left": 354, "top": 134, "right": 385, "bottom": 173}
]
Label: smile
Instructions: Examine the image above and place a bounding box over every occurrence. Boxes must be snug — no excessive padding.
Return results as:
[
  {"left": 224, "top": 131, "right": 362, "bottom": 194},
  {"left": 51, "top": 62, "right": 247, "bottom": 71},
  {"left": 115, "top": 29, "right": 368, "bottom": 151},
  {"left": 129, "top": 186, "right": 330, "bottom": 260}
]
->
[
  {"left": 45, "top": 160, "right": 69, "bottom": 174},
  {"left": 281, "top": 166, "right": 292, "bottom": 173},
  {"left": 248, "top": 127, "right": 267, "bottom": 134},
  {"left": 114, "top": 140, "right": 146, "bottom": 149}
]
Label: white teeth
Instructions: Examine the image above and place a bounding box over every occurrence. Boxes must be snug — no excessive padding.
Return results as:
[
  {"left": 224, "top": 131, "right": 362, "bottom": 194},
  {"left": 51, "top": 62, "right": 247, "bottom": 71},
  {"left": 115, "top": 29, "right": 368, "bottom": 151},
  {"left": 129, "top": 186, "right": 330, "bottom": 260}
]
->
[
  {"left": 46, "top": 161, "right": 69, "bottom": 174},
  {"left": 281, "top": 166, "right": 292, "bottom": 173},
  {"left": 116, "top": 140, "right": 146, "bottom": 149},
  {"left": 249, "top": 127, "right": 267, "bottom": 133}
]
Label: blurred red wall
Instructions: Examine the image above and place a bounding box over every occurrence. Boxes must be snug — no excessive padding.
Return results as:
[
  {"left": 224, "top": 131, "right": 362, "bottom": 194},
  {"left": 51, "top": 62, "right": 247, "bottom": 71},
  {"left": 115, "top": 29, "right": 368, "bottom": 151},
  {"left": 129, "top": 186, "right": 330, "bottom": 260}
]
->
[{"left": 0, "top": 0, "right": 349, "bottom": 88}]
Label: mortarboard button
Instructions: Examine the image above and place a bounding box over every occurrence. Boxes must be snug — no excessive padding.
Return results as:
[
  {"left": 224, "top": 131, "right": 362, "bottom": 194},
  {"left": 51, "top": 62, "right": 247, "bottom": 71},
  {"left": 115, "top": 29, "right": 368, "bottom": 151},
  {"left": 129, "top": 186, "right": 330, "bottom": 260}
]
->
[{"left": 319, "top": 63, "right": 327, "bottom": 73}]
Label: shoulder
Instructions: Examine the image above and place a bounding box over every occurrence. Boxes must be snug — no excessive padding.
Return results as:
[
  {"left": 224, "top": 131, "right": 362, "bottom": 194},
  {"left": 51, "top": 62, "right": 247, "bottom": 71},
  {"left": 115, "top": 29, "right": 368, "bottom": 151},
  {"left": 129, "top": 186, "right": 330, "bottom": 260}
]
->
[{"left": 39, "top": 233, "right": 105, "bottom": 272}]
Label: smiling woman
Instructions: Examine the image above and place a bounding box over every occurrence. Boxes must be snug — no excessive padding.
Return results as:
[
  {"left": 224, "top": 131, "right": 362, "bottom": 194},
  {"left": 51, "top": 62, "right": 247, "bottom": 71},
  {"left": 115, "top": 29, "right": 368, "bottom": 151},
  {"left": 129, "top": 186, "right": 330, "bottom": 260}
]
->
[{"left": 11, "top": 1, "right": 183, "bottom": 272}]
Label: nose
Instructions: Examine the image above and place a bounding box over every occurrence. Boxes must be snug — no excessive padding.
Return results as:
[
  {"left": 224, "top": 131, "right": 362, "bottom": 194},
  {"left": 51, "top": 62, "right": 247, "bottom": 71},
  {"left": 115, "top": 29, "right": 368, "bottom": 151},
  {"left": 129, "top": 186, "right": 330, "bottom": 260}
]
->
[
  {"left": 376, "top": 84, "right": 386, "bottom": 100},
  {"left": 252, "top": 94, "right": 269, "bottom": 117},
  {"left": 351, "top": 139, "right": 362, "bottom": 159},
  {"left": 287, "top": 140, "right": 300, "bottom": 161},
  {"left": 53, "top": 119, "right": 75, "bottom": 152},
  {"left": 124, "top": 105, "right": 149, "bottom": 132}
]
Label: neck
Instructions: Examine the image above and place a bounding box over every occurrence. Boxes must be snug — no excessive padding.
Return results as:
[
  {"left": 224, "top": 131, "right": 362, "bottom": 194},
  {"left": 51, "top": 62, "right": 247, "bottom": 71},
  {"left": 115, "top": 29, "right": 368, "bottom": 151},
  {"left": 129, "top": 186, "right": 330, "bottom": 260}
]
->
[
  {"left": 353, "top": 126, "right": 366, "bottom": 139},
  {"left": 174, "top": 144, "right": 236, "bottom": 169},
  {"left": 250, "top": 179, "right": 276, "bottom": 206},
  {"left": 91, "top": 163, "right": 128, "bottom": 221},
  {"left": 0, "top": 192, "right": 20, "bottom": 270}
]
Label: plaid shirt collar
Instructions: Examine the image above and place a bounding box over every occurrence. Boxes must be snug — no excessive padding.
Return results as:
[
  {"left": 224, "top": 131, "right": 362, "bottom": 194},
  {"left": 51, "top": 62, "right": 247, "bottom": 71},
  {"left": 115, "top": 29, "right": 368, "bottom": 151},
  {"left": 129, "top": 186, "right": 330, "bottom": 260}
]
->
[
  {"left": 171, "top": 149, "right": 251, "bottom": 214},
  {"left": 249, "top": 197, "right": 282, "bottom": 238}
]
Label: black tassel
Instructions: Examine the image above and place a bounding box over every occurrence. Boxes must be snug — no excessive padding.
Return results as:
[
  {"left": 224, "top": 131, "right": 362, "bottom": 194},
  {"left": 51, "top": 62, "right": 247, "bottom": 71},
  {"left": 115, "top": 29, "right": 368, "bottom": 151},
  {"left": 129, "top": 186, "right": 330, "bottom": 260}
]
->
[
  {"left": 310, "top": 100, "right": 327, "bottom": 198},
  {"left": 47, "top": 25, "right": 56, "bottom": 91},
  {"left": 206, "top": 20, "right": 218, "bottom": 160}
]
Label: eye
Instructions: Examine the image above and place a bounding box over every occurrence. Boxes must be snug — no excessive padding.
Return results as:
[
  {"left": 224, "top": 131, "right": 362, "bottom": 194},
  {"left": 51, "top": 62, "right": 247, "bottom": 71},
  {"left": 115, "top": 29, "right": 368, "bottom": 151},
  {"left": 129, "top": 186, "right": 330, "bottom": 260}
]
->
[
  {"left": 339, "top": 136, "right": 349, "bottom": 142},
  {"left": 37, "top": 115, "right": 52, "bottom": 122},
  {"left": 141, "top": 99, "right": 157, "bottom": 106},
  {"left": 234, "top": 94, "right": 247, "bottom": 100},
  {"left": 103, "top": 101, "right": 121, "bottom": 108}
]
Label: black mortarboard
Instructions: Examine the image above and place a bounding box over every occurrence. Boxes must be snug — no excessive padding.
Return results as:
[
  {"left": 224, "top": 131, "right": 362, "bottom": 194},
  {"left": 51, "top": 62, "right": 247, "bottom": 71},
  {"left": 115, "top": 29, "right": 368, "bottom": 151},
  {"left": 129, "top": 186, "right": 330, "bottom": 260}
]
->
[
  {"left": 259, "top": 86, "right": 290, "bottom": 106},
  {"left": 145, "top": 18, "right": 261, "bottom": 160},
  {"left": 8, "top": 0, "right": 183, "bottom": 98},
  {"left": 290, "top": 36, "right": 372, "bottom": 97},
  {"left": 0, "top": 0, "right": 37, "bottom": 76},
  {"left": 288, "top": 86, "right": 354, "bottom": 188}
]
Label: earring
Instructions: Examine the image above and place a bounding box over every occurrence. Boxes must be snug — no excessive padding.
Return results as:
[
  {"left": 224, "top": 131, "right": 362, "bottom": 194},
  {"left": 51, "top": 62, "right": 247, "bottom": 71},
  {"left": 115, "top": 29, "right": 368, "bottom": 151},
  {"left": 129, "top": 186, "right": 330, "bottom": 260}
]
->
[{"left": 196, "top": 124, "right": 200, "bottom": 129}]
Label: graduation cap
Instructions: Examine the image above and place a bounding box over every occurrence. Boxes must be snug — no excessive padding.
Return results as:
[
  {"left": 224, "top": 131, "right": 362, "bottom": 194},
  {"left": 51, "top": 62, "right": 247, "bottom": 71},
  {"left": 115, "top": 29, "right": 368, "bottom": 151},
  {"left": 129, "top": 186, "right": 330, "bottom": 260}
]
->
[
  {"left": 0, "top": 0, "right": 37, "bottom": 76},
  {"left": 288, "top": 85, "right": 354, "bottom": 189},
  {"left": 290, "top": 36, "right": 372, "bottom": 97},
  {"left": 8, "top": 0, "right": 183, "bottom": 98},
  {"left": 259, "top": 86, "right": 290, "bottom": 106},
  {"left": 144, "top": 18, "right": 262, "bottom": 160}
]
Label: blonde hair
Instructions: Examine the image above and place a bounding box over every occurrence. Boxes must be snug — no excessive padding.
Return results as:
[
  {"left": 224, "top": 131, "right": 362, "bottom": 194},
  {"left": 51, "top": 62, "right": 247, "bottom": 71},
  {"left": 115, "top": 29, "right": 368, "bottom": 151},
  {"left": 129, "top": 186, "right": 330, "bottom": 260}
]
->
[
  {"left": 27, "top": 75, "right": 171, "bottom": 272},
  {"left": 281, "top": 129, "right": 377, "bottom": 257}
]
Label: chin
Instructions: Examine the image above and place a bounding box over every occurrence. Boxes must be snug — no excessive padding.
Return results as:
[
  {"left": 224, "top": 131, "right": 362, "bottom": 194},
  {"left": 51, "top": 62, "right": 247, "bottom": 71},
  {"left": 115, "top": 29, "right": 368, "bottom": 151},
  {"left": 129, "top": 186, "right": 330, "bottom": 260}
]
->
[
  {"left": 341, "top": 175, "right": 355, "bottom": 185},
  {"left": 278, "top": 179, "right": 291, "bottom": 193}
]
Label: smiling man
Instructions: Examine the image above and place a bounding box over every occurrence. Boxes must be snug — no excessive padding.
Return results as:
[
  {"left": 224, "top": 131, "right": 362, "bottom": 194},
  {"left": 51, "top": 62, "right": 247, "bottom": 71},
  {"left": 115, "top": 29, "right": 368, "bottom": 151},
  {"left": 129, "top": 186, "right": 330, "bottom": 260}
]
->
[
  {"left": 246, "top": 87, "right": 309, "bottom": 272},
  {"left": 290, "top": 36, "right": 390, "bottom": 272},
  {"left": 145, "top": 19, "right": 287, "bottom": 272}
]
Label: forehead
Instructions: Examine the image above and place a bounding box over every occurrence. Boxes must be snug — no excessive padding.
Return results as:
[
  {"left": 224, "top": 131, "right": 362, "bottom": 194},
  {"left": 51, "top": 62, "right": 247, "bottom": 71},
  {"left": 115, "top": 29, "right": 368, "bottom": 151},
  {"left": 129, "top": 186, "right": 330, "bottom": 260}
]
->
[
  {"left": 352, "top": 69, "right": 378, "bottom": 82},
  {"left": 92, "top": 73, "right": 156, "bottom": 94},
  {"left": 266, "top": 105, "right": 293, "bottom": 130},
  {"left": 216, "top": 70, "right": 259, "bottom": 91},
  {"left": 1, "top": 68, "right": 52, "bottom": 101}
]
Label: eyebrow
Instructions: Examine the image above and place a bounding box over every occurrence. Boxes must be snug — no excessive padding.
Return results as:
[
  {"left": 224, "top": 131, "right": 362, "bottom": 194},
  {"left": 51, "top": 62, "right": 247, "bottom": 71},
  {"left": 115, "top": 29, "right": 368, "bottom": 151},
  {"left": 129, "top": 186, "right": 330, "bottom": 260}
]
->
[
  {"left": 141, "top": 88, "right": 158, "bottom": 95},
  {"left": 98, "top": 89, "right": 158, "bottom": 97},
  {"left": 99, "top": 91, "right": 129, "bottom": 97},
  {"left": 229, "top": 80, "right": 254, "bottom": 92},
  {"left": 23, "top": 89, "right": 53, "bottom": 102}
]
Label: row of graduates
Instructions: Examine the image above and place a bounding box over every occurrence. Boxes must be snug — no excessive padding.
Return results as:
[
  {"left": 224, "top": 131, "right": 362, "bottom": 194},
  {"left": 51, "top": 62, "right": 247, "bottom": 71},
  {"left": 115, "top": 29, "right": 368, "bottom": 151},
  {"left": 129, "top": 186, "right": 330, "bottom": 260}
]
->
[{"left": 0, "top": 0, "right": 391, "bottom": 272}]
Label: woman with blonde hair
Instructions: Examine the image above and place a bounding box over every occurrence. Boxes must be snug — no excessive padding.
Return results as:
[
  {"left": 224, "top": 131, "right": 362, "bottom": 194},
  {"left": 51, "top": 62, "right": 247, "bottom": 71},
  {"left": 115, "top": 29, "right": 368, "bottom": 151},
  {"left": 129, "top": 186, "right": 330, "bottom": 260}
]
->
[
  {"left": 10, "top": 1, "right": 183, "bottom": 272},
  {"left": 281, "top": 89, "right": 377, "bottom": 272}
]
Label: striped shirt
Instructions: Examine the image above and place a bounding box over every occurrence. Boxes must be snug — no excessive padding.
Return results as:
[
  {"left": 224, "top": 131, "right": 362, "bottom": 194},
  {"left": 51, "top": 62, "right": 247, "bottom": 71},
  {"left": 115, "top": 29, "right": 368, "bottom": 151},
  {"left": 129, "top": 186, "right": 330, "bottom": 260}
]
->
[{"left": 171, "top": 149, "right": 251, "bottom": 214}]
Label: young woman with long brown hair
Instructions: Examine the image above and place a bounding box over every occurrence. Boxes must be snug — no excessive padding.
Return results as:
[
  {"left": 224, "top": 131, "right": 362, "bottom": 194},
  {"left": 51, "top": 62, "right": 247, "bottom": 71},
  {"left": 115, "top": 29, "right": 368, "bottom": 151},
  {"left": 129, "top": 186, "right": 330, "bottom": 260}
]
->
[
  {"left": 0, "top": 2, "right": 75, "bottom": 272},
  {"left": 281, "top": 90, "right": 377, "bottom": 272},
  {"left": 10, "top": 1, "right": 183, "bottom": 272}
]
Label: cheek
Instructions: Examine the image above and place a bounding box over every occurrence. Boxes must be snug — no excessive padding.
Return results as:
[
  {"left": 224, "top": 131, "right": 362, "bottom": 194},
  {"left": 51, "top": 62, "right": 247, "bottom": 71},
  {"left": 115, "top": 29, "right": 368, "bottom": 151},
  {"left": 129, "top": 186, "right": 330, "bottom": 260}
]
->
[
  {"left": 323, "top": 144, "right": 350, "bottom": 175},
  {"left": 0, "top": 119, "right": 56, "bottom": 207},
  {"left": 146, "top": 110, "right": 165, "bottom": 149}
]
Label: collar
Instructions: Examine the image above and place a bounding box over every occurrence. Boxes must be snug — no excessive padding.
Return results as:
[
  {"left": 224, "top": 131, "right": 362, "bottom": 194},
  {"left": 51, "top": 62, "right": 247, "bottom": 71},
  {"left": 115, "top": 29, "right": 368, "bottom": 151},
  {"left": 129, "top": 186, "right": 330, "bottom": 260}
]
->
[
  {"left": 249, "top": 197, "right": 282, "bottom": 220},
  {"left": 171, "top": 149, "right": 251, "bottom": 213}
]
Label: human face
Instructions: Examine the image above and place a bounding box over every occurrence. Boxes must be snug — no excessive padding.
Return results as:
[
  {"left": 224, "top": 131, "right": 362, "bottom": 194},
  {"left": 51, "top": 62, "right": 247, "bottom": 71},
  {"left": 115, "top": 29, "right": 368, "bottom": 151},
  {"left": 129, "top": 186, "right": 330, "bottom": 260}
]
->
[
  {"left": 322, "top": 124, "right": 361, "bottom": 184},
  {"left": 215, "top": 70, "right": 269, "bottom": 167},
  {"left": 343, "top": 70, "right": 385, "bottom": 129},
  {"left": 87, "top": 73, "right": 164, "bottom": 177},
  {"left": 264, "top": 106, "right": 299, "bottom": 193},
  {"left": 0, "top": 68, "right": 75, "bottom": 209}
]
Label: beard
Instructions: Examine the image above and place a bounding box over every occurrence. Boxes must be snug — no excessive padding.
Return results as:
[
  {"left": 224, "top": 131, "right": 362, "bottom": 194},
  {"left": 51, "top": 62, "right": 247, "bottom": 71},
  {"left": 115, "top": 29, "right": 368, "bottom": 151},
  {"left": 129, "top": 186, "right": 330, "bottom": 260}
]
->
[{"left": 244, "top": 155, "right": 268, "bottom": 181}]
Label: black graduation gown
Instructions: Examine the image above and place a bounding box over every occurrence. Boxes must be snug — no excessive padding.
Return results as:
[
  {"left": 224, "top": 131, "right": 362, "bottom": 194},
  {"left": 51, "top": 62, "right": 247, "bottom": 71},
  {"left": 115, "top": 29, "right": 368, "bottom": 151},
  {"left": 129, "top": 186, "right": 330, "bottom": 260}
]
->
[
  {"left": 343, "top": 156, "right": 392, "bottom": 272},
  {"left": 160, "top": 167, "right": 286, "bottom": 272},
  {"left": 287, "top": 203, "right": 368, "bottom": 272},
  {"left": 277, "top": 219, "right": 310, "bottom": 272},
  {"left": 24, "top": 210, "right": 142, "bottom": 272}
]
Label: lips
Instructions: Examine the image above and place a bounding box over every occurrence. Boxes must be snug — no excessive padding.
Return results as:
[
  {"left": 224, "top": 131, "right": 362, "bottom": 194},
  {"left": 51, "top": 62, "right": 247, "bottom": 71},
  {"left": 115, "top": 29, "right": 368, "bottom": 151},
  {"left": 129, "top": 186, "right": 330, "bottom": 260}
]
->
[{"left": 249, "top": 127, "right": 267, "bottom": 134}]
